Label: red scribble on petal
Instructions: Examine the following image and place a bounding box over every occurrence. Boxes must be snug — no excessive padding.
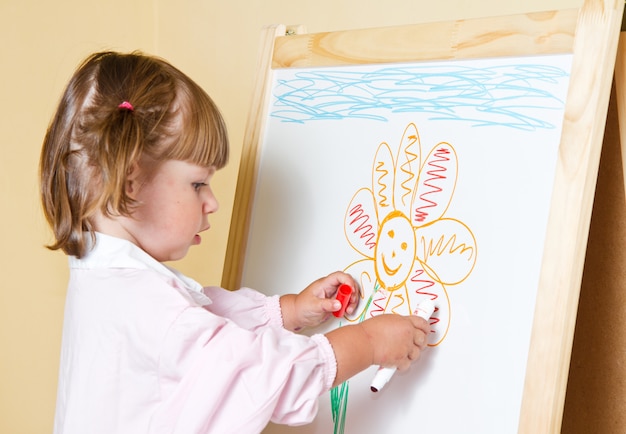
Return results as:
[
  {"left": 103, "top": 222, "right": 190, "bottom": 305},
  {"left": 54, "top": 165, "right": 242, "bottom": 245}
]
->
[
  {"left": 347, "top": 203, "right": 377, "bottom": 250},
  {"left": 414, "top": 146, "right": 453, "bottom": 223},
  {"left": 369, "top": 291, "right": 387, "bottom": 318}
]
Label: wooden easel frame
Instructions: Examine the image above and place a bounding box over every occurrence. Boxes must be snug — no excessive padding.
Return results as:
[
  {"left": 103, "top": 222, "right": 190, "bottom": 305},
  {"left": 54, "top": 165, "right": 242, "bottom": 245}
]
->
[
  {"left": 561, "top": 27, "right": 626, "bottom": 432},
  {"left": 616, "top": 33, "right": 626, "bottom": 191},
  {"left": 222, "top": 2, "right": 624, "bottom": 432}
]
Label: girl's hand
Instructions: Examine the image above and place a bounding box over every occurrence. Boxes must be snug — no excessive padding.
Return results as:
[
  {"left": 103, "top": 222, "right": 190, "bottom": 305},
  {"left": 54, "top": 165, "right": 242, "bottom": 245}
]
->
[
  {"left": 280, "top": 271, "right": 358, "bottom": 332},
  {"left": 326, "top": 313, "right": 431, "bottom": 387},
  {"left": 359, "top": 314, "right": 430, "bottom": 371}
]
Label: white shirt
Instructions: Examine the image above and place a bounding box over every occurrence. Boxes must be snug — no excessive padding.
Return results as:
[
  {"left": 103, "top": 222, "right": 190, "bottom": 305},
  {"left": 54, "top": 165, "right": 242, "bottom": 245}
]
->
[{"left": 54, "top": 233, "right": 337, "bottom": 434}]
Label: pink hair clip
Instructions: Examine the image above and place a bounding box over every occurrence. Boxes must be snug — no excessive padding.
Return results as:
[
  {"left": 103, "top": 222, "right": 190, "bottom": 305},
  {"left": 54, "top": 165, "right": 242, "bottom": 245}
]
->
[{"left": 118, "top": 101, "right": 134, "bottom": 111}]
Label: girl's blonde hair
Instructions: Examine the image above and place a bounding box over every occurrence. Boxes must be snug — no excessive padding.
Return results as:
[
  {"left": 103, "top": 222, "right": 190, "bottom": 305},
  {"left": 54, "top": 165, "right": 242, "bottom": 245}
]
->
[{"left": 40, "top": 51, "right": 229, "bottom": 258}]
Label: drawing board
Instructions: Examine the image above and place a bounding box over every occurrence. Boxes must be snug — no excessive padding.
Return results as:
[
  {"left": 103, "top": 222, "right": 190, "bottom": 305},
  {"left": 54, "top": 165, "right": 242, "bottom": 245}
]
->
[{"left": 251, "top": 55, "right": 568, "bottom": 434}]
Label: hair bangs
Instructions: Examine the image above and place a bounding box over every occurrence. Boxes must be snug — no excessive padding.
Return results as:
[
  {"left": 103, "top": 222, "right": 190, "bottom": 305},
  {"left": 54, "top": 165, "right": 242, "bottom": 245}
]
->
[{"left": 167, "top": 81, "right": 229, "bottom": 169}]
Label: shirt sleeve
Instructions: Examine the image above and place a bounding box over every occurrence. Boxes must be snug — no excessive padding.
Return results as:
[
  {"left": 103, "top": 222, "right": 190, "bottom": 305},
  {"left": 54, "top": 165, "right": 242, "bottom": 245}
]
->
[
  {"left": 153, "top": 305, "right": 337, "bottom": 433},
  {"left": 202, "top": 286, "right": 284, "bottom": 332}
]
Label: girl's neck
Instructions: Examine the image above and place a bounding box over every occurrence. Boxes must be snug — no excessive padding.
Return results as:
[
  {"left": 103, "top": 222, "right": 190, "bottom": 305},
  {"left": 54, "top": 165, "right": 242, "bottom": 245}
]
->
[{"left": 92, "top": 213, "right": 138, "bottom": 246}]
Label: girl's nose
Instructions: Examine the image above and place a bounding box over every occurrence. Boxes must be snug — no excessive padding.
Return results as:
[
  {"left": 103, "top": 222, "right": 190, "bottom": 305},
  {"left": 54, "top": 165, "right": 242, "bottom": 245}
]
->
[{"left": 203, "top": 190, "right": 219, "bottom": 214}]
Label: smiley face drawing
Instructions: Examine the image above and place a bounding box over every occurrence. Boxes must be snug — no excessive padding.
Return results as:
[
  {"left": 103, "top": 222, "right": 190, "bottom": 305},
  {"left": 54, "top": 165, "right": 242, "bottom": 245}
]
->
[
  {"left": 375, "top": 210, "right": 416, "bottom": 291},
  {"left": 342, "top": 123, "right": 477, "bottom": 346}
]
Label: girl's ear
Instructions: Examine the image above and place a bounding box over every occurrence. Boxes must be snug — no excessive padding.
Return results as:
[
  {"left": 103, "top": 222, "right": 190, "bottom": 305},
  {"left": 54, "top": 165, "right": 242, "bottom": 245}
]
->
[{"left": 125, "top": 162, "right": 141, "bottom": 198}]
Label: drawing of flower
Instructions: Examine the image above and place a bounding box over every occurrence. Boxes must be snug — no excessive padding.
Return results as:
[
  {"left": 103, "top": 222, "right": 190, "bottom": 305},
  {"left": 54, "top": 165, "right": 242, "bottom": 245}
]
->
[{"left": 342, "top": 123, "right": 477, "bottom": 345}]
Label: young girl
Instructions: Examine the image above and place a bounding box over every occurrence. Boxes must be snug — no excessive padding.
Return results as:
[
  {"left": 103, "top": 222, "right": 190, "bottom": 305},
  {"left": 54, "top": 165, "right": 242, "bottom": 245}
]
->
[{"left": 40, "top": 51, "right": 431, "bottom": 433}]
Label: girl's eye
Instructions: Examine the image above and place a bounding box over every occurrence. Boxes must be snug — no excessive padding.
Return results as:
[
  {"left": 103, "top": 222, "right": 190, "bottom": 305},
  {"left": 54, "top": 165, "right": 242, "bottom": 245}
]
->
[{"left": 192, "top": 182, "right": 208, "bottom": 191}]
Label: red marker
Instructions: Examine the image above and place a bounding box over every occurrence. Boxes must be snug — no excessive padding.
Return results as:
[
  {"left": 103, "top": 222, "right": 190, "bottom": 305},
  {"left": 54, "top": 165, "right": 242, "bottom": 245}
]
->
[{"left": 333, "top": 284, "right": 352, "bottom": 317}]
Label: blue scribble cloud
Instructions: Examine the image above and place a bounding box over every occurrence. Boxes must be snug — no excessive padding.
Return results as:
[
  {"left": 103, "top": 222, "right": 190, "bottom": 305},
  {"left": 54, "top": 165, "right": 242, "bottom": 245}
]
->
[{"left": 270, "top": 62, "right": 569, "bottom": 130}]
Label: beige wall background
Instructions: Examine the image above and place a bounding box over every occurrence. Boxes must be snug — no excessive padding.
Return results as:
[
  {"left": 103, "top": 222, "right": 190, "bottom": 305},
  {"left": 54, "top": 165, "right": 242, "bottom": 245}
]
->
[{"left": 0, "top": 0, "right": 584, "bottom": 432}]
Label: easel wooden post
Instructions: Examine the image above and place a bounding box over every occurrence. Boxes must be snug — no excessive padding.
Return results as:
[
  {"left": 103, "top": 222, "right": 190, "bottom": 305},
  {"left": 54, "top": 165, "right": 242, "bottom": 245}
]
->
[
  {"left": 561, "top": 28, "right": 626, "bottom": 434},
  {"left": 617, "top": 31, "right": 626, "bottom": 195},
  {"left": 518, "top": 3, "right": 623, "bottom": 432}
]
